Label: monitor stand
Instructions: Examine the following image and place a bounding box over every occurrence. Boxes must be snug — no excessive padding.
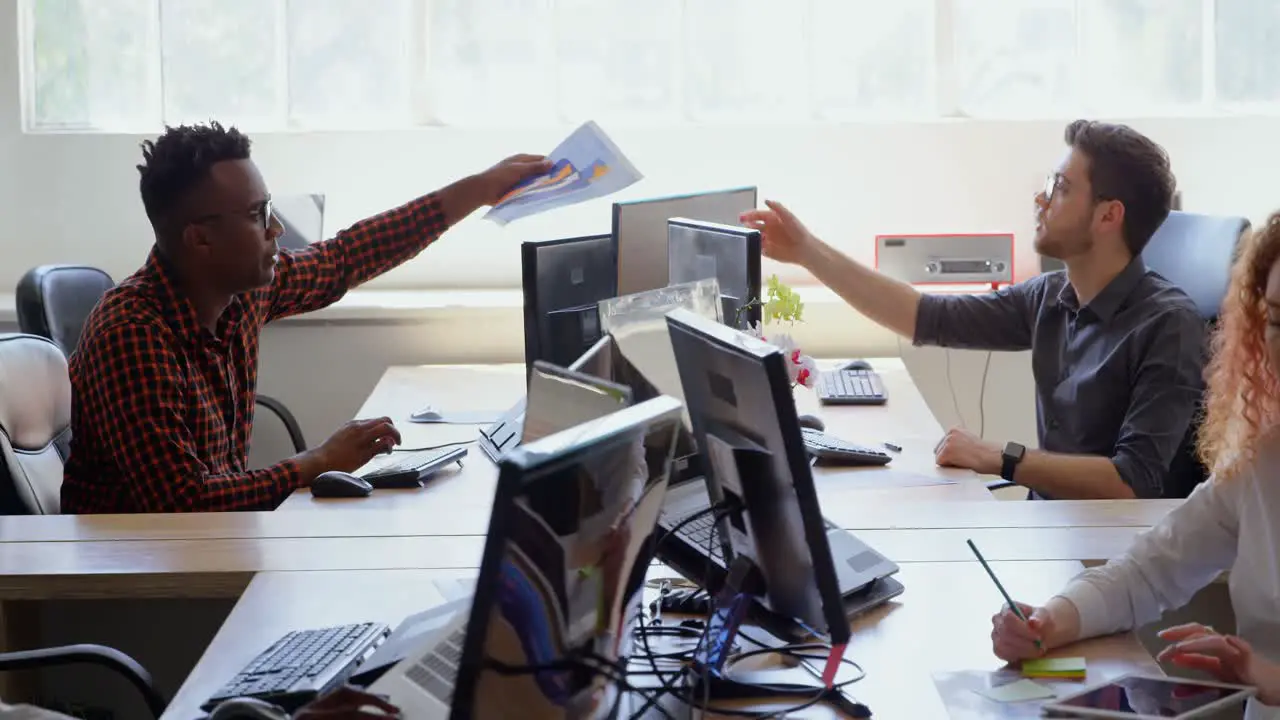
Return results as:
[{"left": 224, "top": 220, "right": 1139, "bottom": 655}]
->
[{"left": 477, "top": 398, "right": 526, "bottom": 463}]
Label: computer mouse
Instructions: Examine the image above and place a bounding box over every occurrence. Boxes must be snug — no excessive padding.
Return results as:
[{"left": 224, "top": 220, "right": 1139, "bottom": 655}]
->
[
  {"left": 411, "top": 405, "right": 444, "bottom": 422},
  {"left": 840, "top": 359, "right": 873, "bottom": 372},
  {"left": 208, "top": 697, "right": 291, "bottom": 720},
  {"left": 310, "top": 471, "right": 373, "bottom": 498},
  {"left": 796, "top": 414, "right": 826, "bottom": 432}
]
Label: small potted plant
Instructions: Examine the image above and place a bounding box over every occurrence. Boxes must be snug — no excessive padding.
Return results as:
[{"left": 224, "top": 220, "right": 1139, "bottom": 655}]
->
[{"left": 734, "top": 274, "right": 819, "bottom": 389}]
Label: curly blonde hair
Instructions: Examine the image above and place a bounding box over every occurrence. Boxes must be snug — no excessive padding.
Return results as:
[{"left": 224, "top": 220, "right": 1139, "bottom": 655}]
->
[{"left": 1198, "top": 212, "right": 1280, "bottom": 479}]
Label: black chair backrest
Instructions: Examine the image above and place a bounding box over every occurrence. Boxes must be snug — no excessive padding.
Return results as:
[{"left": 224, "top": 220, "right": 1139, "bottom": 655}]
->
[
  {"left": 1141, "top": 211, "right": 1250, "bottom": 497},
  {"left": 16, "top": 265, "right": 115, "bottom": 355},
  {"left": 0, "top": 334, "right": 72, "bottom": 514}
]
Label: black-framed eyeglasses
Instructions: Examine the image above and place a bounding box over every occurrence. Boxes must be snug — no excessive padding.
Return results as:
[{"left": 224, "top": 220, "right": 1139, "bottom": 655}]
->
[{"left": 193, "top": 198, "right": 274, "bottom": 231}]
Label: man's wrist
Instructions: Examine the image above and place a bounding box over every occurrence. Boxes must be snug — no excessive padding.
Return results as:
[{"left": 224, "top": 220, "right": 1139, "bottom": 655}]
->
[
  {"left": 436, "top": 174, "right": 491, "bottom": 225},
  {"left": 294, "top": 449, "right": 329, "bottom": 485}
]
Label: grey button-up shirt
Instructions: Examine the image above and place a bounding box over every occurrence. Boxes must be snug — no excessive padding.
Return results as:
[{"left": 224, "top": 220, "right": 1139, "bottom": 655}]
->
[{"left": 913, "top": 258, "right": 1207, "bottom": 499}]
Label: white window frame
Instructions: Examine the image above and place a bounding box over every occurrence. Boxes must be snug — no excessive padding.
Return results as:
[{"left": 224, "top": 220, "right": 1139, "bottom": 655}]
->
[{"left": 16, "top": 0, "right": 1280, "bottom": 134}]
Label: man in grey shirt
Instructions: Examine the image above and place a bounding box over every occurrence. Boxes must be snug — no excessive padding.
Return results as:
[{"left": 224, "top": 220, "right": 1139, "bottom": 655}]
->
[{"left": 741, "top": 120, "right": 1207, "bottom": 500}]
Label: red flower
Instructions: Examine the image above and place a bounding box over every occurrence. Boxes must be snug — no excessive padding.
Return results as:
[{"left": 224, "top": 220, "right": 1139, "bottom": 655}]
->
[
  {"left": 791, "top": 349, "right": 802, "bottom": 364},
  {"left": 796, "top": 368, "right": 811, "bottom": 385}
]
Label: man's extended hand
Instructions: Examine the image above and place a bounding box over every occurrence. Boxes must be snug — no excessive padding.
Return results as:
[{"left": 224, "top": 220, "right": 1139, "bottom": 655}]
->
[
  {"left": 473, "top": 154, "right": 553, "bottom": 207},
  {"left": 934, "top": 427, "right": 1002, "bottom": 475},
  {"left": 739, "top": 200, "right": 820, "bottom": 266}
]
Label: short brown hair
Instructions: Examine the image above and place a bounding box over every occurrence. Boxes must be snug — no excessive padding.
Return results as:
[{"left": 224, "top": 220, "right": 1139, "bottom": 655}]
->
[{"left": 1064, "top": 119, "right": 1176, "bottom": 256}]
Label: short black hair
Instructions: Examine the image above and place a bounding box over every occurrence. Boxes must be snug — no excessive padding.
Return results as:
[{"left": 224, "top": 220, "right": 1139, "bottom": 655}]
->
[
  {"left": 137, "top": 121, "right": 251, "bottom": 230},
  {"left": 1064, "top": 119, "right": 1175, "bottom": 256}
]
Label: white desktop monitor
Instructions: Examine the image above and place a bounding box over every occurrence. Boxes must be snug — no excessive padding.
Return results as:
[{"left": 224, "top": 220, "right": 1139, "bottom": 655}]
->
[
  {"left": 612, "top": 186, "right": 758, "bottom": 296},
  {"left": 273, "top": 193, "right": 326, "bottom": 250}
]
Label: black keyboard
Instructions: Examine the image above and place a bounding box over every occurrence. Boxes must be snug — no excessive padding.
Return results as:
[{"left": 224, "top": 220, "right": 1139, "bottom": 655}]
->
[
  {"left": 361, "top": 446, "right": 468, "bottom": 489},
  {"left": 817, "top": 369, "right": 888, "bottom": 406},
  {"left": 202, "top": 622, "right": 389, "bottom": 712},
  {"left": 666, "top": 507, "right": 840, "bottom": 568},
  {"left": 802, "top": 428, "right": 892, "bottom": 466}
]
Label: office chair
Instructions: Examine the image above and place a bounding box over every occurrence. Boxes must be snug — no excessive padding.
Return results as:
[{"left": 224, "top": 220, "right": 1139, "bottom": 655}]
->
[
  {"left": 987, "top": 211, "right": 1250, "bottom": 497},
  {"left": 0, "top": 334, "right": 71, "bottom": 514},
  {"left": 15, "top": 265, "right": 307, "bottom": 454},
  {"left": 0, "top": 644, "right": 167, "bottom": 718}
]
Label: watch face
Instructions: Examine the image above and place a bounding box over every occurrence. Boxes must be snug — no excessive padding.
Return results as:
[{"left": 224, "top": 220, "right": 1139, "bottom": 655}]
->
[{"left": 1004, "top": 442, "right": 1026, "bottom": 460}]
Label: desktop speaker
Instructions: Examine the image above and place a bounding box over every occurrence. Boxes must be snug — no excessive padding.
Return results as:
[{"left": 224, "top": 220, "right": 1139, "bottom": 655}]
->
[{"left": 875, "top": 233, "right": 1015, "bottom": 286}]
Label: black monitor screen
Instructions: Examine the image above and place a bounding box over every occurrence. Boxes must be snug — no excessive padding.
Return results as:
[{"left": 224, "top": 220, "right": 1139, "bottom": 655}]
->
[
  {"left": 613, "top": 187, "right": 757, "bottom": 297},
  {"left": 455, "top": 396, "right": 684, "bottom": 719},
  {"left": 667, "top": 218, "right": 762, "bottom": 329},
  {"left": 522, "top": 234, "right": 618, "bottom": 375},
  {"left": 665, "top": 307, "right": 850, "bottom": 645}
]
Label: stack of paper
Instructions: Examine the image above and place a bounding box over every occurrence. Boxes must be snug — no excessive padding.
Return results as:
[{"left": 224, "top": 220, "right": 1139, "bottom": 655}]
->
[{"left": 1021, "top": 657, "right": 1087, "bottom": 680}]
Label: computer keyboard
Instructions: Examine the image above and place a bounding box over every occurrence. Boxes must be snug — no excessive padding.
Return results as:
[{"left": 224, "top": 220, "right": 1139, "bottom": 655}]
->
[
  {"left": 817, "top": 368, "right": 888, "bottom": 406},
  {"left": 666, "top": 506, "right": 840, "bottom": 568},
  {"left": 360, "top": 446, "right": 468, "bottom": 489},
  {"left": 201, "top": 622, "right": 390, "bottom": 712},
  {"left": 802, "top": 428, "right": 892, "bottom": 466},
  {"left": 402, "top": 624, "right": 468, "bottom": 704}
]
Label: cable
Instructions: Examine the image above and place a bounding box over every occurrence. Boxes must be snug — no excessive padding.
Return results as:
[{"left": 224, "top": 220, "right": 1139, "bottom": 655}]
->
[
  {"left": 977, "top": 350, "right": 992, "bottom": 438},
  {"left": 390, "top": 439, "right": 476, "bottom": 453},
  {"left": 944, "top": 346, "right": 964, "bottom": 430}
]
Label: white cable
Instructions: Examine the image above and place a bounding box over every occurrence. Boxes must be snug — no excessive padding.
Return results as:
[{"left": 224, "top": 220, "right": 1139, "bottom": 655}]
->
[
  {"left": 977, "top": 351, "right": 992, "bottom": 439},
  {"left": 943, "top": 347, "right": 963, "bottom": 430}
]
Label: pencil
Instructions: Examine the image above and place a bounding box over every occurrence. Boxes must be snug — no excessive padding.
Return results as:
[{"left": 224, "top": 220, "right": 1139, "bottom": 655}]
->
[{"left": 967, "top": 538, "right": 1042, "bottom": 649}]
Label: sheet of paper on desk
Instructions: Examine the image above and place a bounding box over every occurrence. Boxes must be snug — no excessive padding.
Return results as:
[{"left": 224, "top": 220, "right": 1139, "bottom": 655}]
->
[
  {"left": 932, "top": 669, "right": 1057, "bottom": 719},
  {"left": 484, "top": 120, "right": 642, "bottom": 225}
]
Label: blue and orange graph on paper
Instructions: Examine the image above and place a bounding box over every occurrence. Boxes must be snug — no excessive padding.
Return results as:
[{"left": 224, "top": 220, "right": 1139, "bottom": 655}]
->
[{"left": 484, "top": 121, "right": 643, "bottom": 225}]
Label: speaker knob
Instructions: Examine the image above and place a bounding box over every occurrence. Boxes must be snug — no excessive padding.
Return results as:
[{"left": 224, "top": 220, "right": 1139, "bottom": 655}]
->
[{"left": 925, "top": 262, "right": 940, "bottom": 274}]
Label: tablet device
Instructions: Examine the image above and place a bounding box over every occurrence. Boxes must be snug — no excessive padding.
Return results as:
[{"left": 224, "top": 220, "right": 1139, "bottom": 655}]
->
[{"left": 1041, "top": 673, "right": 1255, "bottom": 719}]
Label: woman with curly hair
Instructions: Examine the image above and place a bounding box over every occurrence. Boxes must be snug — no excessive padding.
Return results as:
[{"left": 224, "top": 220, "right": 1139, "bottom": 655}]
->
[{"left": 988, "top": 213, "right": 1280, "bottom": 716}]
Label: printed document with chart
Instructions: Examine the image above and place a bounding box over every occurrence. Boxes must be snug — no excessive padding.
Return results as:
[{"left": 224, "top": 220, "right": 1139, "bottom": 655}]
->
[{"left": 483, "top": 120, "right": 643, "bottom": 225}]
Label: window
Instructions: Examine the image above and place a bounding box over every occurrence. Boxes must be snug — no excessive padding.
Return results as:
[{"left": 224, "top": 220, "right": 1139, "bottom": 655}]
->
[
  {"left": 19, "top": 0, "right": 1280, "bottom": 132},
  {"left": 1215, "top": 0, "right": 1280, "bottom": 104}
]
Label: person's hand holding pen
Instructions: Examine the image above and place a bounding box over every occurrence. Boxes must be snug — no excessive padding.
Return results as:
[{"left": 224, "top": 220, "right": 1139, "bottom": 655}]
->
[{"left": 968, "top": 538, "right": 1082, "bottom": 663}]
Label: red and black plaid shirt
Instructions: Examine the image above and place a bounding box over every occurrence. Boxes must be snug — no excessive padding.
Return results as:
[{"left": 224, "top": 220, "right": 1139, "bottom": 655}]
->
[{"left": 62, "top": 194, "right": 447, "bottom": 513}]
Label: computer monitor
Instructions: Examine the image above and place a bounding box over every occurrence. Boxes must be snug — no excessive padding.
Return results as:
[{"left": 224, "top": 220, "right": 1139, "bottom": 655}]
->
[
  {"left": 667, "top": 218, "right": 762, "bottom": 329},
  {"left": 613, "top": 187, "right": 758, "bottom": 296},
  {"left": 521, "top": 233, "right": 618, "bottom": 376},
  {"left": 442, "top": 396, "right": 683, "bottom": 718},
  {"left": 273, "top": 193, "right": 326, "bottom": 250},
  {"left": 664, "top": 307, "right": 852, "bottom": 646}
]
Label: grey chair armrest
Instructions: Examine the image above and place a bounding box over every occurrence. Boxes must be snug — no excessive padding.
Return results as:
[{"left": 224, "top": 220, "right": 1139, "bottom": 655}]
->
[
  {"left": 256, "top": 394, "right": 307, "bottom": 453},
  {"left": 0, "top": 644, "right": 166, "bottom": 718}
]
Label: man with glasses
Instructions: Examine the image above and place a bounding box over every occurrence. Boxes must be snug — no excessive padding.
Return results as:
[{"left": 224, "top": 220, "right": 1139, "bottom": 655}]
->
[
  {"left": 61, "top": 121, "right": 551, "bottom": 513},
  {"left": 741, "top": 120, "right": 1206, "bottom": 500}
]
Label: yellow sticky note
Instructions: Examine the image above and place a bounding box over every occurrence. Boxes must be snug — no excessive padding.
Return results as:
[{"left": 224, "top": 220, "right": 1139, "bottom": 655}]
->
[
  {"left": 974, "top": 679, "right": 1058, "bottom": 703},
  {"left": 1022, "top": 657, "right": 1086, "bottom": 679}
]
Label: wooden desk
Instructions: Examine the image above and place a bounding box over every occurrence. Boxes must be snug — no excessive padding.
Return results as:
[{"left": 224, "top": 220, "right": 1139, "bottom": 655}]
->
[
  {"left": 0, "top": 499, "right": 1177, "bottom": 601},
  {"left": 166, "top": 561, "right": 1157, "bottom": 719},
  {"left": 279, "top": 359, "right": 994, "bottom": 517}
]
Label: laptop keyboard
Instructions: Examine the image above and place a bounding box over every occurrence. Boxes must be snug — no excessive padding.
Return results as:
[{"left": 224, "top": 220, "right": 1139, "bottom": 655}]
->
[
  {"left": 668, "top": 508, "right": 839, "bottom": 565},
  {"left": 404, "top": 625, "right": 467, "bottom": 703}
]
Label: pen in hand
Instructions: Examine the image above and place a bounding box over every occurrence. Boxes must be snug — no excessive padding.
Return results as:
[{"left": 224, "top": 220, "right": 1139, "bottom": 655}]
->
[{"left": 967, "top": 538, "right": 1043, "bottom": 650}]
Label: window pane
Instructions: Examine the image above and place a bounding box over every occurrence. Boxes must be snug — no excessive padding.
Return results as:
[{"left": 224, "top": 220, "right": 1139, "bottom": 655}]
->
[
  {"left": 429, "top": 0, "right": 556, "bottom": 125},
  {"left": 554, "top": 0, "right": 680, "bottom": 125},
  {"left": 27, "top": 0, "right": 154, "bottom": 129},
  {"left": 809, "top": 0, "right": 935, "bottom": 119},
  {"left": 1216, "top": 0, "right": 1280, "bottom": 104},
  {"left": 161, "top": 0, "right": 282, "bottom": 126},
  {"left": 953, "top": 0, "right": 1077, "bottom": 117},
  {"left": 1079, "top": 0, "right": 1202, "bottom": 112},
  {"left": 286, "top": 0, "right": 413, "bottom": 127},
  {"left": 683, "top": 0, "right": 807, "bottom": 122}
]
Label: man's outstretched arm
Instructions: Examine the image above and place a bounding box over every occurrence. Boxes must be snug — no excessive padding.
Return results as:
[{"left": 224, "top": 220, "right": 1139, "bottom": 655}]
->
[{"left": 265, "top": 154, "right": 549, "bottom": 321}]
